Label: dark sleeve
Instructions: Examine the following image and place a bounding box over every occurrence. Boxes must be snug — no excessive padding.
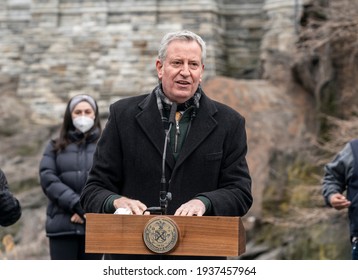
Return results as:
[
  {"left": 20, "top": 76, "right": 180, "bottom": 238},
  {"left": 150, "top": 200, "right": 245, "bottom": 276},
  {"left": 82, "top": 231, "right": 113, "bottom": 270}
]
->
[
  {"left": 322, "top": 143, "right": 352, "bottom": 206},
  {"left": 195, "top": 195, "right": 212, "bottom": 215},
  {"left": 80, "top": 104, "right": 124, "bottom": 213},
  {"left": 0, "top": 169, "right": 22, "bottom": 227},
  {"left": 103, "top": 194, "right": 121, "bottom": 213},
  {"left": 73, "top": 201, "right": 86, "bottom": 218}
]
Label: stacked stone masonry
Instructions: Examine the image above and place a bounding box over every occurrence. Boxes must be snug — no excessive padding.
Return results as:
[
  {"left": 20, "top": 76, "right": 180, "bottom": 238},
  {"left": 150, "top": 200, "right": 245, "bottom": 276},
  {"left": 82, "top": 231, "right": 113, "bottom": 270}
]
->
[{"left": 0, "top": 0, "right": 299, "bottom": 121}]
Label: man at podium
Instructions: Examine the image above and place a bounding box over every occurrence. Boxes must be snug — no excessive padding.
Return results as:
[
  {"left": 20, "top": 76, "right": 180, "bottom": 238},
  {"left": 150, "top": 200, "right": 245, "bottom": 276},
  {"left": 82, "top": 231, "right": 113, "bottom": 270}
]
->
[{"left": 80, "top": 30, "right": 252, "bottom": 260}]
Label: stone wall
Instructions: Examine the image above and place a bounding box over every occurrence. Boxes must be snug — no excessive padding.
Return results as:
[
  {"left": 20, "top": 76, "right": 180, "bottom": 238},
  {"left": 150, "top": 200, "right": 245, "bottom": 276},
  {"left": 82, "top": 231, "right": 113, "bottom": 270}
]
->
[
  {"left": 0, "top": 0, "right": 270, "bottom": 122},
  {"left": 0, "top": 0, "right": 301, "bottom": 123}
]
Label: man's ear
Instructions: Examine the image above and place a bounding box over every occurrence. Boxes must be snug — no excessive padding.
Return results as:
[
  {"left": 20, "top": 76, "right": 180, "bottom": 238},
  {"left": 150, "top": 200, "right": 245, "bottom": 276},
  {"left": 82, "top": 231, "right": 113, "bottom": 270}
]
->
[
  {"left": 199, "top": 64, "right": 205, "bottom": 83},
  {"left": 156, "top": 59, "right": 163, "bottom": 79}
]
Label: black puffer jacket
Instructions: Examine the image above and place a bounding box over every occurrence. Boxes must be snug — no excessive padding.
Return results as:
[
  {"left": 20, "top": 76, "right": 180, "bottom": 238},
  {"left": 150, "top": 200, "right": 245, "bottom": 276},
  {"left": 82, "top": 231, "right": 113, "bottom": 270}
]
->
[
  {"left": 39, "top": 129, "right": 100, "bottom": 237},
  {"left": 0, "top": 168, "right": 22, "bottom": 227}
]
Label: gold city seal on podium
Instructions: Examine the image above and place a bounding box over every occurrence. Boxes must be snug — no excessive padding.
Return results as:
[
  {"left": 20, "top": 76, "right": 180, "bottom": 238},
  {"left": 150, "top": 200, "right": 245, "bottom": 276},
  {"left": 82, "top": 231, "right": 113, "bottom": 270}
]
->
[{"left": 143, "top": 216, "right": 179, "bottom": 254}]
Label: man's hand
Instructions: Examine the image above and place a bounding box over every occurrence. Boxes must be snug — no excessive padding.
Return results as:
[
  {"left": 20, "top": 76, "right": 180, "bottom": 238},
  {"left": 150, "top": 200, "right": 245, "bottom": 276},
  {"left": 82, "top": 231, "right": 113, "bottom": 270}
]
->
[
  {"left": 330, "top": 193, "right": 351, "bottom": 210},
  {"left": 113, "top": 196, "right": 147, "bottom": 215},
  {"left": 174, "top": 199, "right": 206, "bottom": 216}
]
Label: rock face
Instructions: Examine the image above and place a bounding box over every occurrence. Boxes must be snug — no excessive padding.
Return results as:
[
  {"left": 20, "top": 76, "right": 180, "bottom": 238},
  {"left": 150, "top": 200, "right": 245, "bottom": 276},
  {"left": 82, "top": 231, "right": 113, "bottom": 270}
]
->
[
  {"left": 205, "top": 76, "right": 351, "bottom": 260},
  {"left": 0, "top": 94, "right": 51, "bottom": 259},
  {"left": 203, "top": 76, "right": 316, "bottom": 217}
]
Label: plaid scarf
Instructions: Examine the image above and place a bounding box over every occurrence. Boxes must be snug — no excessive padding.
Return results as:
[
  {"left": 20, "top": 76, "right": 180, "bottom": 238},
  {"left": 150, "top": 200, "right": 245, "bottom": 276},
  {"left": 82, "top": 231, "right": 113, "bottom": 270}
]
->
[{"left": 155, "top": 84, "right": 201, "bottom": 125}]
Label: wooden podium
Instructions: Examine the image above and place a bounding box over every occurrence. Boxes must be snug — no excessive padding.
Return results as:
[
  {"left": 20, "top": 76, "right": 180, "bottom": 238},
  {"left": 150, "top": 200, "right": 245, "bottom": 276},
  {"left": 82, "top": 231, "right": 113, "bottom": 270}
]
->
[{"left": 85, "top": 213, "right": 246, "bottom": 257}]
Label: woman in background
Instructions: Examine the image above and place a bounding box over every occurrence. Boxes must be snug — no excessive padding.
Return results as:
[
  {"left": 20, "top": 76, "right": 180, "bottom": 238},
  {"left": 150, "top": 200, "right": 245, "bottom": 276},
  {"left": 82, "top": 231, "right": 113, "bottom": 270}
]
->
[{"left": 39, "top": 94, "right": 102, "bottom": 260}]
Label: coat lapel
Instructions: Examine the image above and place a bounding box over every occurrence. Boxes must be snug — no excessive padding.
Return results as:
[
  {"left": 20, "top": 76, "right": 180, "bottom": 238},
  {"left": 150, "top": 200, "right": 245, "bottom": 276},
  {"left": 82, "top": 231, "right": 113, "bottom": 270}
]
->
[
  {"left": 135, "top": 93, "right": 176, "bottom": 169},
  {"left": 175, "top": 95, "right": 218, "bottom": 168}
]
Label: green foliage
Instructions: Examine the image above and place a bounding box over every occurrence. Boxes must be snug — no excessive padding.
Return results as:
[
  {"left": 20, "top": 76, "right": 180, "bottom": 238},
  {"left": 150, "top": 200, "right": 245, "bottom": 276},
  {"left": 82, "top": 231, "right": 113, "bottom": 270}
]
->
[
  {"left": 287, "top": 160, "right": 321, "bottom": 187},
  {"left": 263, "top": 152, "right": 322, "bottom": 215}
]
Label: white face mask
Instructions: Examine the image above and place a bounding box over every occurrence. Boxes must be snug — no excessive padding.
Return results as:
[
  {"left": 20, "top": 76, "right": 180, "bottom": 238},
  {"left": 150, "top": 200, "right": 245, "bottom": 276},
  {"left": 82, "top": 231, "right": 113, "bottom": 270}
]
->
[{"left": 72, "top": 116, "right": 94, "bottom": 133}]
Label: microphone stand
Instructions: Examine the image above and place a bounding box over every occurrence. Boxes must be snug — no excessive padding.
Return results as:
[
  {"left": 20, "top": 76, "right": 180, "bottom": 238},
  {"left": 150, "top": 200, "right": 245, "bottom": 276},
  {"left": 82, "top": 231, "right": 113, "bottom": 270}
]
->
[
  {"left": 159, "top": 125, "right": 173, "bottom": 214},
  {"left": 144, "top": 103, "right": 176, "bottom": 215}
]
